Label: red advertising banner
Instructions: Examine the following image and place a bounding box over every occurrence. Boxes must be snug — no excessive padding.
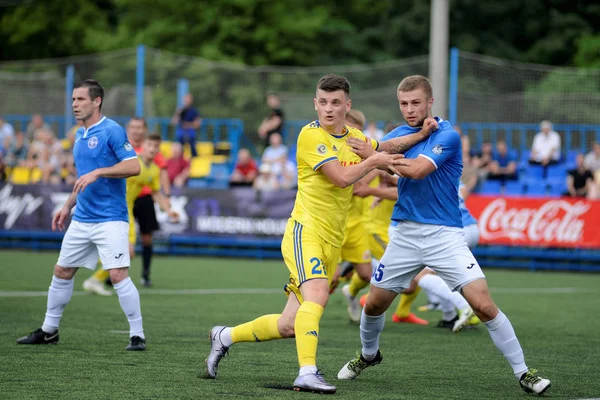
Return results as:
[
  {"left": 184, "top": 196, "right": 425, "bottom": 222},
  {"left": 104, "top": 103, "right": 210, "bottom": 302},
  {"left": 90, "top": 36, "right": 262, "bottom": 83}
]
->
[{"left": 465, "top": 195, "right": 600, "bottom": 248}]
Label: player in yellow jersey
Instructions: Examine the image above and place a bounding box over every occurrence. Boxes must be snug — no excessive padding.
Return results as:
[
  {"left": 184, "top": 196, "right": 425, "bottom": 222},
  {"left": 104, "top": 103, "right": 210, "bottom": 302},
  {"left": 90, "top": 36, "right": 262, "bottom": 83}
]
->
[
  {"left": 204, "top": 74, "right": 433, "bottom": 394},
  {"left": 124, "top": 134, "right": 178, "bottom": 259},
  {"left": 83, "top": 134, "right": 177, "bottom": 294}
]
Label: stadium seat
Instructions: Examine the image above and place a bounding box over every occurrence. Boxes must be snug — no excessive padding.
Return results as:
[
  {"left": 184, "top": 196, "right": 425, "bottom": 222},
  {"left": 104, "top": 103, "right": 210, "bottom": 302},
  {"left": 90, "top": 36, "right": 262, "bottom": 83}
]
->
[
  {"left": 209, "top": 164, "right": 231, "bottom": 181},
  {"left": 567, "top": 150, "right": 578, "bottom": 164},
  {"left": 547, "top": 180, "right": 567, "bottom": 197},
  {"left": 524, "top": 181, "right": 547, "bottom": 196},
  {"left": 503, "top": 180, "right": 523, "bottom": 196},
  {"left": 30, "top": 168, "right": 42, "bottom": 183},
  {"left": 187, "top": 178, "right": 209, "bottom": 189},
  {"left": 196, "top": 142, "right": 214, "bottom": 157},
  {"left": 522, "top": 164, "right": 545, "bottom": 179},
  {"left": 9, "top": 167, "right": 31, "bottom": 184},
  {"left": 478, "top": 180, "right": 502, "bottom": 195},
  {"left": 160, "top": 141, "right": 173, "bottom": 159},
  {"left": 189, "top": 157, "right": 211, "bottom": 178},
  {"left": 519, "top": 150, "right": 531, "bottom": 162},
  {"left": 547, "top": 164, "right": 567, "bottom": 180}
]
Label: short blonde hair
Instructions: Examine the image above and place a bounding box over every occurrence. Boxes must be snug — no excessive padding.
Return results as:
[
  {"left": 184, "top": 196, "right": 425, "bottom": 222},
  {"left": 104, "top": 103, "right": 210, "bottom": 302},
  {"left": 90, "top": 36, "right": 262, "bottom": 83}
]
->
[
  {"left": 398, "top": 75, "right": 433, "bottom": 99},
  {"left": 345, "top": 109, "right": 366, "bottom": 129}
]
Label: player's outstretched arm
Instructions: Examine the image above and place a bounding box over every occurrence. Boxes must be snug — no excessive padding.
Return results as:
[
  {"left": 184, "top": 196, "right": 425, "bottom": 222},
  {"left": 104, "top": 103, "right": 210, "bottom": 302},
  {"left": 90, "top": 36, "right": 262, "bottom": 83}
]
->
[
  {"left": 151, "top": 191, "right": 179, "bottom": 221},
  {"left": 354, "top": 184, "right": 398, "bottom": 201},
  {"left": 320, "top": 153, "right": 408, "bottom": 188}
]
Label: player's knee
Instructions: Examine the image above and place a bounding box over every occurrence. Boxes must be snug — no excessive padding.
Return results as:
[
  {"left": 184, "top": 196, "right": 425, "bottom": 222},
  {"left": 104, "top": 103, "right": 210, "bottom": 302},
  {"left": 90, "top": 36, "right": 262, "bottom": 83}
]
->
[
  {"left": 278, "top": 320, "right": 295, "bottom": 338},
  {"left": 53, "top": 265, "right": 75, "bottom": 280},
  {"left": 470, "top": 298, "right": 497, "bottom": 320},
  {"left": 141, "top": 234, "right": 153, "bottom": 246},
  {"left": 109, "top": 268, "right": 129, "bottom": 285}
]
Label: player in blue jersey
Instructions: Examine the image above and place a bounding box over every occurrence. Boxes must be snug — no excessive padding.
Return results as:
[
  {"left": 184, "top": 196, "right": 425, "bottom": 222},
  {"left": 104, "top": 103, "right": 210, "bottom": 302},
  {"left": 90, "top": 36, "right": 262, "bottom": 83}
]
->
[
  {"left": 16, "top": 79, "right": 147, "bottom": 351},
  {"left": 337, "top": 75, "right": 550, "bottom": 395}
]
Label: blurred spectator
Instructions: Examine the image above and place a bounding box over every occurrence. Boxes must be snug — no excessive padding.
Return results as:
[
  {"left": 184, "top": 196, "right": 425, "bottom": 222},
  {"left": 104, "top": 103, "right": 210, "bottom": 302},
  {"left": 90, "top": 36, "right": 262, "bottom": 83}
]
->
[
  {"left": 230, "top": 148, "right": 258, "bottom": 187},
  {"left": 584, "top": 142, "right": 600, "bottom": 172},
  {"left": 261, "top": 133, "right": 288, "bottom": 165},
  {"left": 488, "top": 140, "right": 517, "bottom": 181},
  {"left": 166, "top": 143, "right": 190, "bottom": 188},
  {"left": 363, "top": 121, "right": 383, "bottom": 141},
  {"left": 258, "top": 93, "right": 285, "bottom": 147},
  {"left": 253, "top": 163, "right": 280, "bottom": 191},
  {"left": 40, "top": 129, "right": 64, "bottom": 184},
  {"left": 471, "top": 141, "right": 493, "bottom": 179},
  {"left": 0, "top": 116, "right": 15, "bottom": 152},
  {"left": 5, "top": 131, "right": 29, "bottom": 167},
  {"left": 530, "top": 120, "right": 561, "bottom": 166},
  {"left": 26, "top": 114, "right": 53, "bottom": 140},
  {"left": 277, "top": 160, "right": 298, "bottom": 190},
  {"left": 460, "top": 131, "right": 473, "bottom": 166},
  {"left": 566, "top": 154, "right": 593, "bottom": 198},
  {"left": 0, "top": 154, "right": 5, "bottom": 182},
  {"left": 172, "top": 93, "right": 201, "bottom": 158}
]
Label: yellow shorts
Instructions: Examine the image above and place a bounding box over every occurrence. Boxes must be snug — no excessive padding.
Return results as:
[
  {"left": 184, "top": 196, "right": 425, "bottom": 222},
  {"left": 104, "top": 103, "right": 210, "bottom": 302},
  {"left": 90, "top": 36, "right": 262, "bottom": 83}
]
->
[
  {"left": 281, "top": 219, "right": 341, "bottom": 303},
  {"left": 340, "top": 219, "right": 372, "bottom": 264},
  {"left": 128, "top": 211, "right": 136, "bottom": 245},
  {"left": 369, "top": 229, "right": 389, "bottom": 260}
]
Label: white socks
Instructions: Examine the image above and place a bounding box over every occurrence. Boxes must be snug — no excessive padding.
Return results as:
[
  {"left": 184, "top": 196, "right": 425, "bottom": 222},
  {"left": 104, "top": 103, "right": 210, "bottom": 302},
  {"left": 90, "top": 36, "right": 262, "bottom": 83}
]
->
[
  {"left": 484, "top": 310, "right": 528, "bottom": 379},
  {"left": 42, "top": 276, "right": 74, "bottom": 334},
  {"left": 220, "top": 327, "right": 234, "bottom": 347},
  {"left": 299, "top": 365, "right": 318, "bottom": 376},
  {"left": 360, "top": 309, "right": 385, "bottom": 360},
  {"left": 418, "top": 274, "right": 470, "bottom": 320},
  {"left": 114, "top": 277, "right": 145, "bottom": 339}
]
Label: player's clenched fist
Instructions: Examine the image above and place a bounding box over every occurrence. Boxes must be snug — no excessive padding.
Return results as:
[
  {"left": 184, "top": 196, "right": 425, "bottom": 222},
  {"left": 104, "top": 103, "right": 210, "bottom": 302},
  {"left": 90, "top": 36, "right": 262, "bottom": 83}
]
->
[
  {"left": 372, "top": 152, "right": 409, "bottom": 176},
  {"left": 422, "top": 117, "right": 439, "bottom": 135}
]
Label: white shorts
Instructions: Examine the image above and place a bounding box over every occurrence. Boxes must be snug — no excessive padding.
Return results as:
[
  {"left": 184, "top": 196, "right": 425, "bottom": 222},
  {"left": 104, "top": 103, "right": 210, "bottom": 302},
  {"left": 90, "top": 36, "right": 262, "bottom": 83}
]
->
[
  {"left": 372, "top": 221, "right": 485, "bottom": 293},
  {"left": 463, "top": 223, "right": 480, "bottom": 249},
  {"left": 57, "top": 220, "right": 131, "bottom": 270}
]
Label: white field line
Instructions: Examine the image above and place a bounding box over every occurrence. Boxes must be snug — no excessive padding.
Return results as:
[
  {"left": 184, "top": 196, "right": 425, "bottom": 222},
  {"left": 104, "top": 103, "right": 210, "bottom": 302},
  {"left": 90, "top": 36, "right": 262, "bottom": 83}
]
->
[{"left": 0, "top": 287, "right": 597, "bottom": 298}]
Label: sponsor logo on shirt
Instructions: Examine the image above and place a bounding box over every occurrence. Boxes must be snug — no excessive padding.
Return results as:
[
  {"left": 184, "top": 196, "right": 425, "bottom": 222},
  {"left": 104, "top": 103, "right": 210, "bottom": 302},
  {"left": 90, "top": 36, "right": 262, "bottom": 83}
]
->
[
  {"left": 124, "top": 143, "right": 133, "bottom": 151},
  {"left": 317, "top": 144, "right": 327, "bottom": 155},
  {"left": 88, "top": 136, "right": 98, "bottom": 149}
]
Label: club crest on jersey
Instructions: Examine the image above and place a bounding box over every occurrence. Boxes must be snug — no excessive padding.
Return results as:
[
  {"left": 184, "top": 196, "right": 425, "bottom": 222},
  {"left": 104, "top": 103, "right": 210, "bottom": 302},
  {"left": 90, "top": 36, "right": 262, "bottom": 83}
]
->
[
  {"left": 88, "top": 136, "right": 98, "bottom": 149},
  {"left": 317, "top": 144, "right": 327, "bottom": 155},
  {"left": 124, "top": 143, "right": 133, "bottom": 151},
  {"left": 432, "top": 144, "right": 443, "bottom": 155}
]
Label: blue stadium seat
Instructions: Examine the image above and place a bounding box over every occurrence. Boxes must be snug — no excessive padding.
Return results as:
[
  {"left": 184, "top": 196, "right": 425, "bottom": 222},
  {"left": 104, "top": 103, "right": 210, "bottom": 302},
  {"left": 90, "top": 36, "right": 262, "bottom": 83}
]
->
[
  {"left": 478, "top": 180, "right": 502, "bottom": 195},
  {"left": 546, "top": 177, "right": 567, "bottom": 197},
  {"left": 209, "top": 164, "right": 231, "bottom": 180},
  {"left": 503, "top": 180, "right": 523, "bottom": 196},
  {"left": 567, "top": 150, "right": 579, "bottom": 164},
  {"left": 547, "top": 164, "right": 567, "bottom": 179},
  {"left": 525, "top": 182, "right": 548, "bottom": 196},
  {"left": 519, "top": 150, "right": 531, "bottom": 162},
  {"left": 187, "top": 179, "right": 209, "bottom": 189},
  {"left": 522, "top": 164, "right": 545, "bottom": 179}
]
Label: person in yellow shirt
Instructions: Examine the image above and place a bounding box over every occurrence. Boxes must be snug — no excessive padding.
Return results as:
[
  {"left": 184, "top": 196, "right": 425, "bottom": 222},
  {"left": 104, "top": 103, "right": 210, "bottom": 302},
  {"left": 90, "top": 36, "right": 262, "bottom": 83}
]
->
[
  {"left": 82, "top": 134, "right": 178, "bottom": 294},
  {"left": 203, "top": 74, "right": 432, "bottom": 394}
]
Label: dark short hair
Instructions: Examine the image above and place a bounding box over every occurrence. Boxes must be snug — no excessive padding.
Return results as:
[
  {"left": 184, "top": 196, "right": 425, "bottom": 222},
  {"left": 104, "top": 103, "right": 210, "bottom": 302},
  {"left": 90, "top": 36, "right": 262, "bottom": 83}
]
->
[
  {"left": 317, "top": 74, "right": 350, "bottom": 96},
  {"left": 128, "top": 117, "right": 147, "bottom": 128},
  {"left": 74, "top": 79, "right": 104, "bottom": 110},
  {"left": 146, "top": 133, "right": 162, "bottom": 143}
]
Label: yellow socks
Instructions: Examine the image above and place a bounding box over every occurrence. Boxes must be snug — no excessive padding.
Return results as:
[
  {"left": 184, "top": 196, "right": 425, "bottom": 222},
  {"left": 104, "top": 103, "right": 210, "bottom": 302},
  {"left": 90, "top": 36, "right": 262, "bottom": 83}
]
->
[
  {"left": 231, "top": 314, "right": 283, "bottom": 343},
  {"left": 91, "top": 268, "right": 110, "bottom": 282},
  {"left": 295, "top": 301, "right": 324, "bottom": 367},
  {"left": 395, "top": 286, "right": 421, "bottom": 318},
  {"left": 348, "top": 272, "right": 369, "bottom": 297}
]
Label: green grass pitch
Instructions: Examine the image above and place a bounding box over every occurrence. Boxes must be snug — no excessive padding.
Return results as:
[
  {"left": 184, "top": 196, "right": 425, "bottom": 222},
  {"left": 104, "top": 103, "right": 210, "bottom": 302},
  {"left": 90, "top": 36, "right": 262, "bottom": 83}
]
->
[{"left": 1, "top": 250, "right": 599, "bottom": 399}]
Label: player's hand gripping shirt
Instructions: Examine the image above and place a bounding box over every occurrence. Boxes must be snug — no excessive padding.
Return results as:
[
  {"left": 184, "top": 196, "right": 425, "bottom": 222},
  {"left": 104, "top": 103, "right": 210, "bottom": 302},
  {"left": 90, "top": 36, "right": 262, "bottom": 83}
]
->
[
  {"left": 383, "top": 117, "right": 463, "bottom": 228},
  {"left": 72, "top": 117, "right": 137, "bottom": 223},
  {"left": 290, "top": 120, "right": 378, "bottom": 247}
]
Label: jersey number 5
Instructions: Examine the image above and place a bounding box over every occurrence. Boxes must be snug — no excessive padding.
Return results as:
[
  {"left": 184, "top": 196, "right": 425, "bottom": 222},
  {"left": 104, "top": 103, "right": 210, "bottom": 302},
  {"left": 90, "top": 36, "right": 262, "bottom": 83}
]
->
[
  {"left": 310, "top": 257, "right": 323, "bottom": 275},
  {"left": 372, "top": 264, "right": 385, "bottom": 282}
]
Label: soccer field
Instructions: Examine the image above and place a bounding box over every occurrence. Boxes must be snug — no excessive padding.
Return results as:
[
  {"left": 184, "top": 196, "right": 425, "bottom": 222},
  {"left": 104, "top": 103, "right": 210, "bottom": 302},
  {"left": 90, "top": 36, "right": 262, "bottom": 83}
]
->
[{"left": 1, "top": 250, "right": 599, "bottom": 399}]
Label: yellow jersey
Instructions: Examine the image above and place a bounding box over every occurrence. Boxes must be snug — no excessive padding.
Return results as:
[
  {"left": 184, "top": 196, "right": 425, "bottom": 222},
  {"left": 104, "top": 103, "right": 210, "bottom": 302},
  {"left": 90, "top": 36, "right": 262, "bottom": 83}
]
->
[
  {"left": 126, "top": 157, "right": 161, "bottom": 211},
  {"left": 290, "top": 120, "right": 378, "bottom": 247}
]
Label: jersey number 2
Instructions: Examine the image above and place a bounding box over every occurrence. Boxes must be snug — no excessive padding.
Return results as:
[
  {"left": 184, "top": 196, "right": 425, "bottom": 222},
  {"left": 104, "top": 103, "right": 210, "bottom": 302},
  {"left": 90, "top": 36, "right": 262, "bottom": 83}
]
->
[
  {"left": 310, "top": 257, "right": 323, "bottom": 275},
  {"left": 372, "top": 264, "right": 385, "bottom": 282}
]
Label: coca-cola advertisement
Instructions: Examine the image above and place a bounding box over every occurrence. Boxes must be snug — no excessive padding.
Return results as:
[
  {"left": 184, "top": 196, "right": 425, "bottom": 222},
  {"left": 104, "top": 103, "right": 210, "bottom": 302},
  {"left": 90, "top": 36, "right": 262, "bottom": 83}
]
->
[{"left": 466, "top": 195, "right": 600, "bottom": 249}]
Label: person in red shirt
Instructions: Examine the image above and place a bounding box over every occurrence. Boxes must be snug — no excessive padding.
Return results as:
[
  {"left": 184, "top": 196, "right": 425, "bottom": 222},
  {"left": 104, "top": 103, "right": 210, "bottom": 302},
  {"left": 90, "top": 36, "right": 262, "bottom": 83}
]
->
[
  {"left": 166, "top": 142, "right": 190, "bottom": 188},
  {"left": 230, "top": 148, "right": 258, "bottom": 187},
  {"left": 128, "top": 117, "right": 171, "bottom": 286}
]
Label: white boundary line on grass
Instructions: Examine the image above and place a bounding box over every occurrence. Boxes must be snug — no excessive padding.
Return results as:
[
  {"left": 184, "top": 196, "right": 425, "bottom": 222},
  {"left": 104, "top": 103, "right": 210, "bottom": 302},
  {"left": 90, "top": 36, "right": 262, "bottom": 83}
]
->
[{"left": 0, "top": 287, "right": 597, "bottom": 297}]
